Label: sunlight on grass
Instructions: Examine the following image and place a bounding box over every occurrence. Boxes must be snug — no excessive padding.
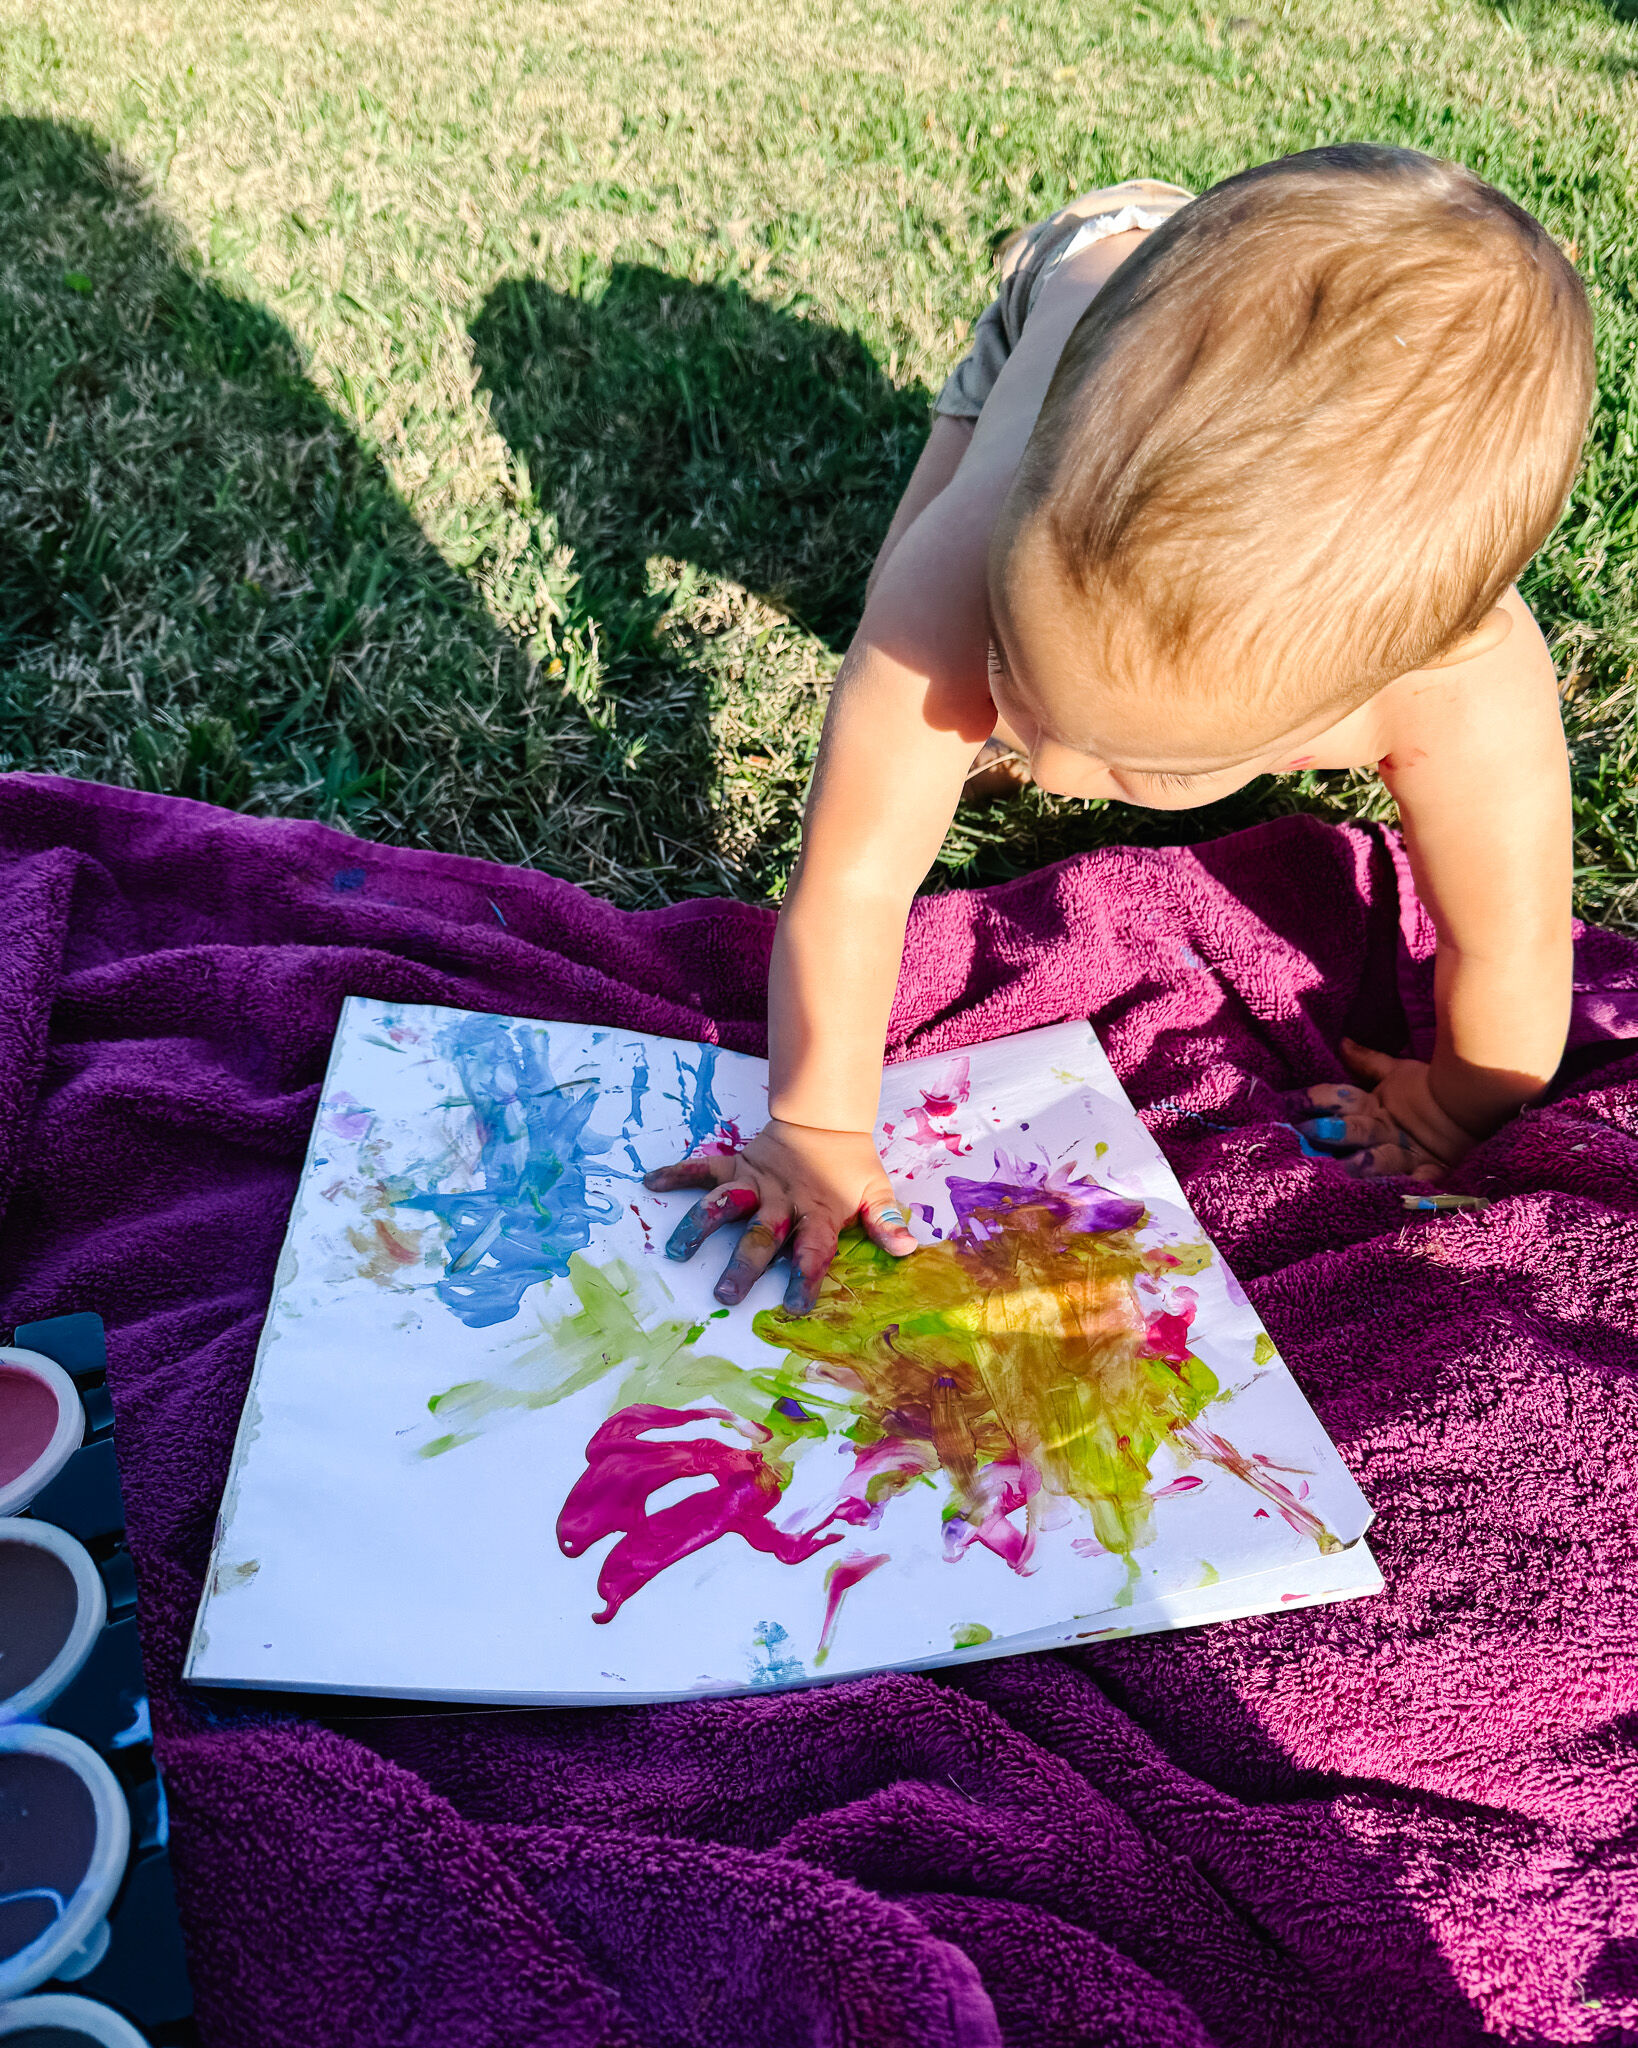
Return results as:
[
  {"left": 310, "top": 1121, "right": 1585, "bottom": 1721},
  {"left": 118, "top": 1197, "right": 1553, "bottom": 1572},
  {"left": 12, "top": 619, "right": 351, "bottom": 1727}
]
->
[{"left": 0, "top": 0, "right": 1634, "bottom": 914}]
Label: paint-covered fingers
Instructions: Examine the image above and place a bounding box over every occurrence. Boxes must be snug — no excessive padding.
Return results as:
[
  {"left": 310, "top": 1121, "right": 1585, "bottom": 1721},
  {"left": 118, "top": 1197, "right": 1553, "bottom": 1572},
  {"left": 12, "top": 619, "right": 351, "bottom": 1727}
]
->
[
  {"left": 1302, "top": 1081, "right": 1372, "bottom": 1117},
  {"left": 1297, "top": 1110, "right": 1385, "bottom": 1151},
  {"left": 861, "top": 1193, "right": 917, "bottom": 1257},
  {"left": 643, "top": 1154, "right": 737, "bottom": 1194},
  {"left": 783, "top": 1217, "right": 840, "bottom": 1314},
  {"left": 1335, "top": 1130, "right": 1443, "bottom": 1180},
  {"left": 712, "top": 1212, "right": 792, "bottom": 1307},
  {"left": 664, "top": 1182, "right": 759, "bottom": 1262},
  {"left": 1298, "top": 1102, "right": 1441, "bottom": 1178}
]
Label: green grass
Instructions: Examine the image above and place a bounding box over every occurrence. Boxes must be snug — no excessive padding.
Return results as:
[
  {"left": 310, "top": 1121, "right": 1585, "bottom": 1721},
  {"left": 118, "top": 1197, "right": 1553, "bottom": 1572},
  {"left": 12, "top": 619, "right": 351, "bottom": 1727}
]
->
[{"left": 0, "top": 0, "right": 1635, "bottom": 914}]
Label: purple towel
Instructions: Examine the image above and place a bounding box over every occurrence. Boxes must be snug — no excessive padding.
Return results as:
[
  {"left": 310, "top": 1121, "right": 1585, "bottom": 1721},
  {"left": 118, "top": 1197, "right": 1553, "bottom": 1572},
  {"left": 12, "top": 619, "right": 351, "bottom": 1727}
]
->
[{"left": 3, "top": 771, "right": 1637, "bottom": 2048}]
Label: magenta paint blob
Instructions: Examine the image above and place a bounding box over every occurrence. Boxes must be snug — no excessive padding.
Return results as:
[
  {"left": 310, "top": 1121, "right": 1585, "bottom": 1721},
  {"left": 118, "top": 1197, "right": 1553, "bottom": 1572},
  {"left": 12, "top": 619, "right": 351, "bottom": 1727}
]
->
[
  {"left": 0, "top": 1752, "right": 96, "bottom": 1964},
  {"left": 0, "top": 1369, "right": 61, "bottom": 1491},
  {"left": 556, "top": 1403, "right": 846, "bottom": 1622}
]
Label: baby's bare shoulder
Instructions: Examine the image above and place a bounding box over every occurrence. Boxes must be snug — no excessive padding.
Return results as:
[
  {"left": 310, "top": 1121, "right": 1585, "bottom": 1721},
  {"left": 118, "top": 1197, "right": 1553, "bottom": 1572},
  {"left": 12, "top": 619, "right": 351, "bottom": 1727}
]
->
[{"left": 1372, "top": 590, "right": 1565, "bottom": 811}]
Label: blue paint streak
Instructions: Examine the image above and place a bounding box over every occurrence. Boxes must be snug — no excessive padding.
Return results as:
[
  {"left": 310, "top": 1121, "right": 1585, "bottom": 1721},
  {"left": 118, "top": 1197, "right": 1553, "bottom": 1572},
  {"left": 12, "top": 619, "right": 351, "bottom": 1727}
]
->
[
  {"left": 628, "top": 1049, "right": 650, "bottom": 1129},
  {"left": 396, "top": 1016, "right": 618, "bottom": 1328},
  {"left": 671, "top": 1046, "right": 723, "bottom": 1149},
  {"left": 748, "top": 1619, "right": 805, "bottom": 1688}
]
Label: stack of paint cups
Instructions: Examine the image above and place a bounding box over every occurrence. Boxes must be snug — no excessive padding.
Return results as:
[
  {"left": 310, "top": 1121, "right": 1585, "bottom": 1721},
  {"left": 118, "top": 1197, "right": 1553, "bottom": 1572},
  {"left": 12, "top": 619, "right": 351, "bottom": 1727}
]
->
[{"left": 1, "top": 1316, "right": 195, "bottom": 2046}]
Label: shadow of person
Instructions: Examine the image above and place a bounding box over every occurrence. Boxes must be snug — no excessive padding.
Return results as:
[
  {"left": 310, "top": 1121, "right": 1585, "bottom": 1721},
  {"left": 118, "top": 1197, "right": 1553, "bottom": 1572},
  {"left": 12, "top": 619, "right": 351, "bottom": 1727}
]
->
[
  {"left": 0, "top": 114, "right": 529, "bottom": 836},
  {"left": 469, "top": 265, "right": 931, "bottom": 649}
]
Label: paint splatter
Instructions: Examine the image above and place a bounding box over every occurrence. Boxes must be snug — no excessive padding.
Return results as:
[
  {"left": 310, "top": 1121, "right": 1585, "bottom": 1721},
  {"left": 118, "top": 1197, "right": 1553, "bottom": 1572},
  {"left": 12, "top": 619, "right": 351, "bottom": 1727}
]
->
[
  {"left": 887, "top": 1054, "right": 975, "bottom": 1158},
  {"left": 392, "top": 1015, "right": 619, "bottom": 1328},
  {"left": 669, "top": 1045, "right": 742, "bottom": 1154},
  {"left": 814, "top": 1550, "right": 890, "bottom": 1665},
  {"left": 951, "top": 1622, "right": 992, "bottom": 1648},
  {"left": 345, "top": 1205, "right": 439, "bottom": 1287},
  {"left": 1253, "top": 1332, "right": 1277, "bottom": 1365},
  {"left": 533, "top": 1164, "right": 1342, "bottom": 1624},
  {"left": 322, "top": 1093, "right": 374, "bottom": 1141},
  {"left": 628, "top": 1050, "right": 650, "bottom": 1128},
  {"left": 757, "top": 1165, "right": 1342, "bottom": 1566},
  {"left": 749, "top": 1619, "right": 805, "bottom": 1687},
  {"left": 946, "top": 1154, "right": 1145, "bottom": 1243}
]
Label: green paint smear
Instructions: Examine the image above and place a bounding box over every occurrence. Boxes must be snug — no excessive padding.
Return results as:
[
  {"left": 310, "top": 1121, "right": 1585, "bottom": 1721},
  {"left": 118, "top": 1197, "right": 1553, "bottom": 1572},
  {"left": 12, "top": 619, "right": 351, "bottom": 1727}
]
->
[
  {"left": 1253, "top": 1332, "right": 1277, "bottom": 1366},
  {"left": 420, "top": 1252, "right": 836, "bottom": 1458},
  {"left": 1197, "top": 1560, "right": 1220, "bottom": 1589},
  {"left": 951, "top": 1623, "right": 992, "bottom": 1648},
  {"left": 754, "top": 1220, "right": 1220, "bottom": 1558}
]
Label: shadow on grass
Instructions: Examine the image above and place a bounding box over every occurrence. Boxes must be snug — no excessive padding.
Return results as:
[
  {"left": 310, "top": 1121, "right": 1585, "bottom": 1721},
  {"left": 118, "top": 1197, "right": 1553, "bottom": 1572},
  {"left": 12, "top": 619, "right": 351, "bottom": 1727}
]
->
[
  {"left": 472, "top": 265, "right": 929, "bottom": 650},
  {"left": 0, "top": 116, "right": 509, "bottom": 825},
  {"left": 470, "top": 265, "right": 1355, "bottom": 891},
  {"left": 0, "top": 113, "right": 1381, "bottom": 905},
  {"left": 0, "top": 117, "right": 849, "bottom": 900}
]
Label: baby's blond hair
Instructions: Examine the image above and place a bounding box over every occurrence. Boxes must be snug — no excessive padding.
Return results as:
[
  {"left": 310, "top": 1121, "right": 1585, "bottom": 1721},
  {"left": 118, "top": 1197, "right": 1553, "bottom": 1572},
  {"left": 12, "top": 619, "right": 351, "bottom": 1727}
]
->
[{"left": 1007, "top": 145, "right": 1594, "bottom": 720}]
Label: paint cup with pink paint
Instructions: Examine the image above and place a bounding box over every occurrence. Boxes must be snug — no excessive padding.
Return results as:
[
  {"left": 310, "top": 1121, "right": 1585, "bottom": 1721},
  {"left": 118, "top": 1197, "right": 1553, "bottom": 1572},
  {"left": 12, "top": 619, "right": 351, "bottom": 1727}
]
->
[
  {"left": 0, "top": 1352, "right": 84, "bottom": 1521},
  {"left": 0, "top": 1990, "right": 151, "bottom": 2046},
  {"left": 0, "top": 1724, "right": 131, "bottom": 2001},
  {"left": 0, "top": 1522, "right": 107, "bottom": 1728}
]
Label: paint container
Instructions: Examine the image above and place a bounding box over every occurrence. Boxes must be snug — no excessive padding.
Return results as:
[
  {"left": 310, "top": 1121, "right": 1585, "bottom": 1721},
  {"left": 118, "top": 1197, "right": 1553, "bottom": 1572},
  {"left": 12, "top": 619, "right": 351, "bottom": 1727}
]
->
[
  {"left": 0, "top": 1991, "right": 150, "bottom": 2047},
  {"left": 0, "top": 1523, "right": 107, "bottom": 1728},
  {"left": 0, "top": 1726, "right": 130, "bottom": 2002},
  {"left": 0, "top": 1354, "right": 83, "bottom": 1521}
]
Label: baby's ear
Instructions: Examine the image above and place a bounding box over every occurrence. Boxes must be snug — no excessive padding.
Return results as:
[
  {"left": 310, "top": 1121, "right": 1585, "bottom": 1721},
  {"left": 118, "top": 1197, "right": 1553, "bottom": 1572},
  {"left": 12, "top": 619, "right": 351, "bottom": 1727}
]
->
[{"left": 1420, "top": 606, "right": 1513, "bottom": 670}]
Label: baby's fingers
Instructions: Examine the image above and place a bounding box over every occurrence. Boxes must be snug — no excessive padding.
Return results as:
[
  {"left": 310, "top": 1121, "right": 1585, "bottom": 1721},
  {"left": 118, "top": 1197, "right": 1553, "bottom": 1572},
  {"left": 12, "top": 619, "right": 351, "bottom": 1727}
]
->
[
  {"left": 664, "top": 1182, "right": 758, "bottom": 1263},
  {"left": 1340, "top": 1137, "right": 1443, "bottom": 1181},
  {"left": 862, "top": 1194, "right": 917, "bottom": 1257},
  {"left": 783, "top": 1215, "right": 840, "bottom": 1314},
  {"left": 1303, "top": 1082, "right": 1372, "bottom": 1117},
  {"left": 713, "top": 1210, "right": 791, "bottom": 1307},
  {"left": 1297, "top": 1109, "right": 1383, "bottom": 1152},
  {"left": 644, "top": 1154, "right": 735, "bottom": 1194}
]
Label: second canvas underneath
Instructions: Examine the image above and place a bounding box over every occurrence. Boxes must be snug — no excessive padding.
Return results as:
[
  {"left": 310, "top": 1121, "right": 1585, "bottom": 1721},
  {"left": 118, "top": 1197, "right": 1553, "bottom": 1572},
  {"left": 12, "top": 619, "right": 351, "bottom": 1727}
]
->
[{"left": 187, "top": 1002, "right": 1377, "bottom": 1704}]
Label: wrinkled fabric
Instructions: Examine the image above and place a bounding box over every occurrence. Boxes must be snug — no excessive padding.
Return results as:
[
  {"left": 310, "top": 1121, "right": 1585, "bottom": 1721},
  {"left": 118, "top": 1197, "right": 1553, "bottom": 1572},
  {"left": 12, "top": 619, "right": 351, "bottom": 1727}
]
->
[{"left": 2, "top": 771, "right": 1637, "bottom": 2048}]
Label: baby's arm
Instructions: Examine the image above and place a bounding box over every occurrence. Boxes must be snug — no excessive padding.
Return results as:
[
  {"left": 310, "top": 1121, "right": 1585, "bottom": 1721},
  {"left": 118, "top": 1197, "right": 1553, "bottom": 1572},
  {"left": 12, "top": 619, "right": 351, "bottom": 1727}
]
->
[
  {"left": 1310, "top": 587, "right": 1572, "bottom": 1174},
  {"left": 646, "top": 231, "right": 1152, "bottom": 1300},
  {"left": 642, "top": 483, "right": 995, "bottom": 1308}
]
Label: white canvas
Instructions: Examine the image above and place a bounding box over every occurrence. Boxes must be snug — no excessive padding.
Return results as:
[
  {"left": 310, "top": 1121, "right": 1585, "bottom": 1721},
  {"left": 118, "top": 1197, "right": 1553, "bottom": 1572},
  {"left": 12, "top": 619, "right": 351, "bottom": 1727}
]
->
[{"left": 187, "top": 1001, "right": 1377, "bottom": 1704}]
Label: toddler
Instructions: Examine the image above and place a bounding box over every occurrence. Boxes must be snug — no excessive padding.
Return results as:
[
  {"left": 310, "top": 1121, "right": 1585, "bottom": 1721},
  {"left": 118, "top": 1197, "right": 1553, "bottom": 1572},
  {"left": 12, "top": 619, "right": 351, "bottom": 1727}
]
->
[{"left": 650, "top": 145, "right": 1595, "bottom": 1309}]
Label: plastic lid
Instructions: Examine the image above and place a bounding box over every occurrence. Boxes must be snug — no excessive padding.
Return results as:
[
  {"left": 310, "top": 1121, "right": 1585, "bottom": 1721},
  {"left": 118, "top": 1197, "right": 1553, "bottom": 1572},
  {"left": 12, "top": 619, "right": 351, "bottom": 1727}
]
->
[
  {"left": 0, "top": 1729, "right": 130, "bottom": 2002},
  {"left": 0, "top": 1991, "right": 150, "bottom": 2045},
  {"left": 0, "top": 1351, "right": 83, "bottom": 1519},
  {"left": 0, "top": 1521, "right": 107, "bottom": 1726}
]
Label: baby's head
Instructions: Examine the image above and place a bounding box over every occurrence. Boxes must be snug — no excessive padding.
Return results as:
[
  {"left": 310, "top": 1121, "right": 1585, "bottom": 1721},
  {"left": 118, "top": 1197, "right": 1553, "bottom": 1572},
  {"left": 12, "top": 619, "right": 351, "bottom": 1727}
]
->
[{"left": 988, "top": 144, "right": 1594, "bottom": 806}]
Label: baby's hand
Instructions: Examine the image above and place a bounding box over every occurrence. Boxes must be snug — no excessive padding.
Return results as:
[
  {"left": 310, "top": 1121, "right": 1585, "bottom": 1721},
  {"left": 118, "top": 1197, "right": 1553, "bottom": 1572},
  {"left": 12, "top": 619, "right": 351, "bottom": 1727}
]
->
[
  {"left": 643, "top": 1120, "right": 917, "bottom": 1311},
  {"left": 1298, "top": 1038, "right": 1476, "bottom": 1181}
]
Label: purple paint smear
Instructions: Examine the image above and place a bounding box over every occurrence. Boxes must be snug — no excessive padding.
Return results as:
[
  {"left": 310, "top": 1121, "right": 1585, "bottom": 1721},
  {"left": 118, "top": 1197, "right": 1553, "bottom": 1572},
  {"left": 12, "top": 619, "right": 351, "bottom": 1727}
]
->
[{"left": 946, "top": 1154, "right": 1145, "bottom": 1244}]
